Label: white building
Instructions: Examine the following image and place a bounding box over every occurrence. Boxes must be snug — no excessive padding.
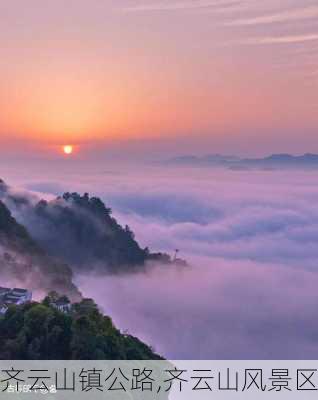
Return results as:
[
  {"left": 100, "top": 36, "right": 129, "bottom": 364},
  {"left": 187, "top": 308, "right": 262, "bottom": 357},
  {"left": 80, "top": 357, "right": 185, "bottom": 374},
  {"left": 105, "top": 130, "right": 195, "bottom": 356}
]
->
[
  {"left": 52, "top": 299, "right": 72, "bottom": 313},
  {"left": 0, "top": 287, "right": 11, "bottom": 298},
  {"left": 0, "top": 287, "right": 32, "bottom": 315},
  {"left": 11, "top": 288, "right": 32, "bottom": 302},
  {"left": 0, "top": 303, "right": 8, "bottom": 315}
]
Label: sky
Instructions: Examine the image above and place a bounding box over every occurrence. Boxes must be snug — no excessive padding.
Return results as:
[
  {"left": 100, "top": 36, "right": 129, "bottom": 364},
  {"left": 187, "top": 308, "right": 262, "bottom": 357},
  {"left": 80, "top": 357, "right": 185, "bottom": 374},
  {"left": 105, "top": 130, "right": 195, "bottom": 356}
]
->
[
  {"left": 0, "top": 0, "right": 318, "bottom": 158},
  {"left": 1, "top": 2, "right": 318, "bottom": 359}
]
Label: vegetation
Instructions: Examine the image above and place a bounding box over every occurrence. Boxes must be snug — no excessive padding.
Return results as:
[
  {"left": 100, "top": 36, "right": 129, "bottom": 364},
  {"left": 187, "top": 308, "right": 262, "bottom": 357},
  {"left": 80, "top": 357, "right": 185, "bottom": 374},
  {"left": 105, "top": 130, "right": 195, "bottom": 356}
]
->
[
  {"left": 28, "top": 192, "right": 173, "bottom": 271},
  {"left": 33, "top": 192, "right": 148, "bottom": 269},
  {"left": 0, "top": 200, "right": 81, "bottom": 301},
  {"left": 0, "top": 200, "right": 38, "bottom": 253},
  {"left": 0, "top": 180, "right": 180, "bottom": 361},
  {"left": 1, "top": 179, "right": 186, "bottom": 273},
  {"left": 0, "top": 296, "right": 162, "bottom": 360}
]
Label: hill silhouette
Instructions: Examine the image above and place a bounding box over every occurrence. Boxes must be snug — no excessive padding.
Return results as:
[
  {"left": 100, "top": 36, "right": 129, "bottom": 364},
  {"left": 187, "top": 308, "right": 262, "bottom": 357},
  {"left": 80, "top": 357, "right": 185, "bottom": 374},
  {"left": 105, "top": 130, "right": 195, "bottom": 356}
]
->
[
  {"left": 0, "top": 180, "right": 179, "bottom": 272},
  {"left": 0, "top": 198, "right": 81, "bottom": 301},
  {"left": 167, "top": 153, "right": 318, "bottom": 170}
]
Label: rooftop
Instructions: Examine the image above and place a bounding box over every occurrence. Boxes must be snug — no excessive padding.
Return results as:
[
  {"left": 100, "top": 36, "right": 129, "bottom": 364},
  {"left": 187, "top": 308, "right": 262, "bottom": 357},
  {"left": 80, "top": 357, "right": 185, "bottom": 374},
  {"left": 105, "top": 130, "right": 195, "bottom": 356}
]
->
[
  {"left": 0, "top": 287, "right": 11, "bottom": 293},
  {"left": 12, "top": 288, "right": 29, "bottom": 293},
  {"left": 5, "top": 294, "right": 21, "bottom": 300},
  {"left": 54, "top": 299, "right": 71, "bottom": 306}
]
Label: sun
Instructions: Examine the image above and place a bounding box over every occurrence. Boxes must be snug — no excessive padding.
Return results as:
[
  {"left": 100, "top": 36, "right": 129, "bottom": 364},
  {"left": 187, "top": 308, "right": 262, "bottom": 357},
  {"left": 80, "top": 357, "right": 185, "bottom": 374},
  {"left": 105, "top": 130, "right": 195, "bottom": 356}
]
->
[{"left": 63, "top": 145, "right": 73, "bottom": 155}]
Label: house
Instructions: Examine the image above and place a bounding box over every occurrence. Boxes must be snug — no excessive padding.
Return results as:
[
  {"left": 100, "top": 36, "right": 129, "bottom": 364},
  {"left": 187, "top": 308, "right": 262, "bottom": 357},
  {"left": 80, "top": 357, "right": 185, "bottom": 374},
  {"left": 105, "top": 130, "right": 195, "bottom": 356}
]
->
[
  {"left": 52, "top": 298, "right": 72, "bottom": 313},
  {"left": 0, "top": 287, "right": 32, "bottom": 315},
  {"left": 0, "top": 302, "right": 8, "bottom": 316},
  {"left": 0, "top": 287, "right": 11, "bottom": 299},
  {"left": 11, "top": 288, "right": 32, "bottom": 302},
  {"left": 5, "top": 294, "right": 26, "bottom": 305}
]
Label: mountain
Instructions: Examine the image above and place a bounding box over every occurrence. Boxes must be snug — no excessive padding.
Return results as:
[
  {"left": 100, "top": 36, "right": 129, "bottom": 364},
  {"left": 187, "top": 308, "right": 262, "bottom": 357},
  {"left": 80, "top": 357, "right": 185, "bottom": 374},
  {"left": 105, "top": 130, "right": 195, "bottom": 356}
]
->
[
  {"left": 0, "top": 182, "right": 167, "bottom": 360},
  {"left": 28, "top": 192, "right": 149, "bottom": 271},
  {"left": 169, "top": 154, "right": 239, "bottom": 166},
  {"left": 0, "top": 179, "right": 177, "bottom": 361},
  {"left": 0, "top": 180, "right": 182, "bottom": 273},
  {"left": 167, "top": 153, "right": 318, "bottom": 170},
  {"left": 0, "top": 198, "right": 81, "bottom": 301},
  {"left": 242, "top": 153, "right": 318, "bottom": 168},
  {"left": 0, "top": 296, "right": 162, "bottom": 360}
]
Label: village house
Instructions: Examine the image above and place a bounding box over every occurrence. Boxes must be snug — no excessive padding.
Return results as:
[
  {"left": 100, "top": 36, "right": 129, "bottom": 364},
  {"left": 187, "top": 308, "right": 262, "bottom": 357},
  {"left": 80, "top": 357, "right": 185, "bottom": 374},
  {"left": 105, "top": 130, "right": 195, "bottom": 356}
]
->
[
  {"left": 0, "top": 303, "right": 8, "bottom": 315},
  {"left": 0, "top": 287, "right": 11, "bottom": 297},
  {"left": 51, "top": 298, "right": 72, "bottom": 313},
  {"left": 11, "top": 288, "right": 32, "bottom": 302},
  {"left": 0, "top": 287, "right": 32, "bottom": 315}
]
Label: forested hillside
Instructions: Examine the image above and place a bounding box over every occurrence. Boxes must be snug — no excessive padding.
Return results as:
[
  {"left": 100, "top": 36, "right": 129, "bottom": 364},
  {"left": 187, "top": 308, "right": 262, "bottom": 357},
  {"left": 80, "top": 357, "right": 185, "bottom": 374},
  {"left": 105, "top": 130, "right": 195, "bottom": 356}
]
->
[
  {"left": 0, "top": 199, "right": 81, "bottom": 300},
  {"left": 0, "top": 179, "right": 176, "bottom": 272},
  {"left": 0, "top": 296, "right": 162, "bottom": 360}
]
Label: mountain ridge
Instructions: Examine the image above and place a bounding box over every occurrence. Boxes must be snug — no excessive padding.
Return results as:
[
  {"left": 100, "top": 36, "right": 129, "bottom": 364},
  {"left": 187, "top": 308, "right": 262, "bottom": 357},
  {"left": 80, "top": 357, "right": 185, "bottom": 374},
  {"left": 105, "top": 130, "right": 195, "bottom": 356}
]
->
[
  {"left": 167, "top": 153, "right": 318, "bottom": 169},
  {"left": 0, "top": 198, "right": 81, "bottom": 301},
  {"left": 0, "top": 179, "right": 184, "bottom": 275}
]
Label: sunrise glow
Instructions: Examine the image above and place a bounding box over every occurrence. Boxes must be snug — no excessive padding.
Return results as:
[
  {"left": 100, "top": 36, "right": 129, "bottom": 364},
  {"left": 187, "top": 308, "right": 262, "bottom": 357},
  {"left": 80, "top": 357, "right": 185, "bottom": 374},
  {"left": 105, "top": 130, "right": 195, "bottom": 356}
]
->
[
  {"left": 63, "top": 145, "right": 73, "bottom": 155},
  {"left": 0, "top": 0, "right": 316, "bottom": 153},
  {"left": 1, "top": 0, "right": 318, "bottom": 363}
]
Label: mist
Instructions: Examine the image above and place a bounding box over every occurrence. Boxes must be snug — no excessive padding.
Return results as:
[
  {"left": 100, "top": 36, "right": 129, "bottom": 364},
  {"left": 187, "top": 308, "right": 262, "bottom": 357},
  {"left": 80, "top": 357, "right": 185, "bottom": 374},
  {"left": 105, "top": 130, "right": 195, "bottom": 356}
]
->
[
  {"left": 2, "top": 160, "right": 318, "bottom": 358},
  {"left": 76, "top": 260, "right": 318, "bottom": 359}
]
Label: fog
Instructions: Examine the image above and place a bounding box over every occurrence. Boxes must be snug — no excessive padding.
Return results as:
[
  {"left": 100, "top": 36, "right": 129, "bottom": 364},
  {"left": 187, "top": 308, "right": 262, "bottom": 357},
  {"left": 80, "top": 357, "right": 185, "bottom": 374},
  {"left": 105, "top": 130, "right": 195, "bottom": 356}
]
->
[
  {"left": 76, "top": 261, "right": 318, "bottom": 359},
  {"left": 2, "top": 160, "right": 318, "bottom": 358}
]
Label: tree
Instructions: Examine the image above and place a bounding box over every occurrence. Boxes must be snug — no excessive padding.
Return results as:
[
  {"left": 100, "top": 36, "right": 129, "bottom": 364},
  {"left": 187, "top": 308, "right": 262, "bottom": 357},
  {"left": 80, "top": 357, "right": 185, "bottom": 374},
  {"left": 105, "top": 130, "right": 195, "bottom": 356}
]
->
[{"left": 0, "top": 300, "right": 163, "bottom": 360}]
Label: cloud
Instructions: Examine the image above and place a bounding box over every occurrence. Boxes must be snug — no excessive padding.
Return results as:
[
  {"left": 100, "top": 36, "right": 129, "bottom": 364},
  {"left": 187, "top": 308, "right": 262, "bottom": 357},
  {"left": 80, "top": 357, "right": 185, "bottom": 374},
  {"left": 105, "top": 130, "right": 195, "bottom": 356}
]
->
[
  {"left": 24, "top": 182, "right": 65, "bottom": 197},
  {"left": 76, "top": 259, "right": 318, "bottom": 359},
  {"left": 122, "top": 0, "right": 242, "bottom": 12},
  {"left": 232, "top": 34, "right": 318, "bottom": 46},
  {"left": 3, "top": 164, "right": 318, "bottom": 358},
  {"left": 83, "top": 167, "right": 318, "bottom": 358},
  {"left": 225, "top": 5, "right": 318, "bottom": 26}
]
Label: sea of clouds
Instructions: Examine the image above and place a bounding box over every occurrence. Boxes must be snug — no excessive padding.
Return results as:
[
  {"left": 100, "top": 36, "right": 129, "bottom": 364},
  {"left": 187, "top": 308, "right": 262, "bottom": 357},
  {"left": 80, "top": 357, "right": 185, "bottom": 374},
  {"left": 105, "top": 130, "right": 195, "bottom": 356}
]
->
[{"left": 2, "top": 161, "right": 318, "bottom": 359}]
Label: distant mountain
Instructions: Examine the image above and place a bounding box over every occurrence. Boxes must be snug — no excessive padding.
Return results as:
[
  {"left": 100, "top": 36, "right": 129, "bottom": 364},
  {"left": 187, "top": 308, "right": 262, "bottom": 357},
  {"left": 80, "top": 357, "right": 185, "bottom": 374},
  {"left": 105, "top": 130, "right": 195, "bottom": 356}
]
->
[
  {"left": 0, "top": 198, "right": 81, "bottom": 301},
  {"left": 167, "top": 153, "right": 318, "bottom": 170},
  {"left": 242, "top": 153, "right": 318, "bottom": 168},
  {"left": 169, "top": 154, "right": 240, "bottom": 166},
  {"left": 0, "top": 180, "right": 183, "bottom": 273}
]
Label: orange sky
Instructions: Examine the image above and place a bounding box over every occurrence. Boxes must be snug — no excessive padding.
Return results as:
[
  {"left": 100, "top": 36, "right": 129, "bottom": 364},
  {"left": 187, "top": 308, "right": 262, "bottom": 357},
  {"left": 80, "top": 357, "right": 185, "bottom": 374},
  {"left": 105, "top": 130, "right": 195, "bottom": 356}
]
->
[{"left": 0, "top": 0, "right": 317, "bottom": 154}]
